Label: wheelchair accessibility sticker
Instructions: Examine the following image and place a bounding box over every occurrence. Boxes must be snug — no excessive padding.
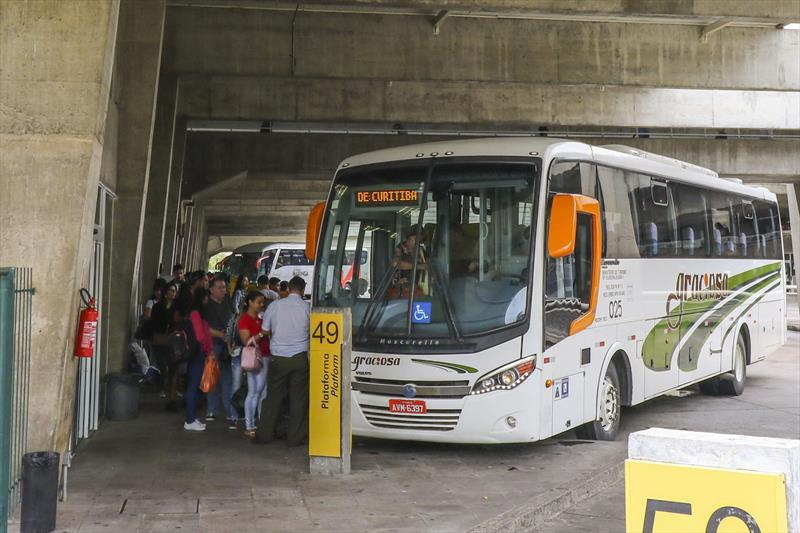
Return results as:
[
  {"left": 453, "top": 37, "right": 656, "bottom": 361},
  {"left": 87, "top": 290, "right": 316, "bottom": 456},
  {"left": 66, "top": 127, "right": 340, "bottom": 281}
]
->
[{"left": 412, "top": 302, "right": 432, "bottom": 324}]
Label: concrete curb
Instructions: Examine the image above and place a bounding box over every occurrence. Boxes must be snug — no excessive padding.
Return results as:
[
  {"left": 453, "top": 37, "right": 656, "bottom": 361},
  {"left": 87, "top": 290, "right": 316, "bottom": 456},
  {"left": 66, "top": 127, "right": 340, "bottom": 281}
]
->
[{"left": 468, "top": 461, "right": 625, "bottom": 533}]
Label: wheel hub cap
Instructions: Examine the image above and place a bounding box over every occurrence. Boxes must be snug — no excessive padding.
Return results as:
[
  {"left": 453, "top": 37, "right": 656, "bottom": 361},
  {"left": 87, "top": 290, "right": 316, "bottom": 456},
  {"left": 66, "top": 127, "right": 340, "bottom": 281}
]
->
[{"left": 599, "top": 377, "right": 619, "bottom": 431}]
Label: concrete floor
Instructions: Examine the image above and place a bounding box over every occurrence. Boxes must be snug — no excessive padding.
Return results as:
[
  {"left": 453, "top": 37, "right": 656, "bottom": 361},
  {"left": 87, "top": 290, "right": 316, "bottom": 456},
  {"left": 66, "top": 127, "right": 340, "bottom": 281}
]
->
[
  {"left": 540, "top": 330, "right": 800, "bottom": 533},
  {"left": 8, "top": 332, "right": 798, "bottom": 533}
]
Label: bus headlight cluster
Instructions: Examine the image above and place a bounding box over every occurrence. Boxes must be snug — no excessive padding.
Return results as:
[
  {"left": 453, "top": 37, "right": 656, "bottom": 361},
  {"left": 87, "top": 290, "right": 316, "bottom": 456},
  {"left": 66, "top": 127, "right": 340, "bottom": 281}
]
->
[{"left": 470, "top": 356, "right": 536, "bottom": 395}]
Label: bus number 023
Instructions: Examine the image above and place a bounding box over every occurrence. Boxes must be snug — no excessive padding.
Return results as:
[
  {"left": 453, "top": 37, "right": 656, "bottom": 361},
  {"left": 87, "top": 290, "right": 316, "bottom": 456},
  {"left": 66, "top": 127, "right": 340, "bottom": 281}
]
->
[
  {"left": 609, "top": 300, "right": 623, "bottom": 319},
  {"left": 312, "top": 320, "right": 339, "bottom": 345}
]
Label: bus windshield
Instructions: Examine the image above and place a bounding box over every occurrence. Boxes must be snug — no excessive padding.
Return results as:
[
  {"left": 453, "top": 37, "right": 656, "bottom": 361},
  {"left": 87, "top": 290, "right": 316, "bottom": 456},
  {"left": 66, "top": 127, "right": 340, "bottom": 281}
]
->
[{"left": 315, "top": 160, "right": 538, "bottom": 346}]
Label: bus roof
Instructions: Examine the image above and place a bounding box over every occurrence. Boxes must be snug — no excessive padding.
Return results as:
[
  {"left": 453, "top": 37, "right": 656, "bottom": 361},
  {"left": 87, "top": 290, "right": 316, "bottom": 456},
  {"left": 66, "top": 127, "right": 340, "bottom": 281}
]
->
[
  {"left": 338, "top": 137, "right": 776, "bottom": 202},
  {"left": 231, "top": 241, "right": 272, "bottom": 254},
  {"left": 260, "top": 242, "right": 305, "bottom": 254}
]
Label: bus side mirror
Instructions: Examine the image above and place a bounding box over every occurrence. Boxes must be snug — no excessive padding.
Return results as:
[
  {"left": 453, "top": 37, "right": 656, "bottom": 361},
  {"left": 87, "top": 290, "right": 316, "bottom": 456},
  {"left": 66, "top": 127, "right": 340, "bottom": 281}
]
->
[
  {"left": 548, "top": 193, "right": 603, "bottom": 336},
  {"left": 305, "top": 202, "right": 326, "bottom": 262},
  {"left": 548, "top": 194, "right": 578, "bottom": 258}
]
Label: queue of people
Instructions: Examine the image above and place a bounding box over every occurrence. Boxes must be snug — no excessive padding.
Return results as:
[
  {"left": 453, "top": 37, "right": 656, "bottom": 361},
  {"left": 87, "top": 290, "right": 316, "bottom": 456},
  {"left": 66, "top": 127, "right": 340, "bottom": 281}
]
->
[{"left": 137, "top": 263, "right": 310, "bottom": 445}]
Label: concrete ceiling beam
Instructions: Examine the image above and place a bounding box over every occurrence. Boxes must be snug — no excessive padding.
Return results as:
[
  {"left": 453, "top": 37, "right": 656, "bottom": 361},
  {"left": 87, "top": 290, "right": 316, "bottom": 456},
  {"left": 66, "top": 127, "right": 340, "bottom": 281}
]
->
[
  {"left": 177, "top": 76, "right": 800, "bottom": 131},
  {"left": 164, "top": 11, "right": 799, "bottom": 92},
  {"left": 165, "top": 0, "right": 800, "bottom": 27},
  {"left": 700, "top": 18, "right": 735, "bottom": 42},
  {"left": 182, "top": 132, "right": 800, "bottom": 183}
]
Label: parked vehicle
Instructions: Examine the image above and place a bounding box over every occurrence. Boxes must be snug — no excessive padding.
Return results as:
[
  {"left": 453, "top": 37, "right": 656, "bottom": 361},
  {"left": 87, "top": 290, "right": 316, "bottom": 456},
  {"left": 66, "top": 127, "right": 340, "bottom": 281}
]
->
[
  {"left": 256, "top": 243, "right": 314, "bottom": 296},
  {"left": 305, "top": 137, "right": 786, "bottom": 444}
]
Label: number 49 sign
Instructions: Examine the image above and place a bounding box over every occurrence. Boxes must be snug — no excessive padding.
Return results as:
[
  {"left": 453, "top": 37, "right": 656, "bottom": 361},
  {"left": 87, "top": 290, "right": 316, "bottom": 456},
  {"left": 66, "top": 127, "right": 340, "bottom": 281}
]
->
[
  {"left": 309, "top": 312, "right": 344, "bottom": 459},
  {"left": 625, "top": 460, "right": 788, "bottom": 533}
]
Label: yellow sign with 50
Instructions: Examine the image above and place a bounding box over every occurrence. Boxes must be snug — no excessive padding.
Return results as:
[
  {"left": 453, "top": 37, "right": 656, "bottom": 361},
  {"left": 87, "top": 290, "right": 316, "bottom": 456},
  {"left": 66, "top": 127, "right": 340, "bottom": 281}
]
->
[{"left": 625, "top": 459, "right": 788, "bottom": 533}]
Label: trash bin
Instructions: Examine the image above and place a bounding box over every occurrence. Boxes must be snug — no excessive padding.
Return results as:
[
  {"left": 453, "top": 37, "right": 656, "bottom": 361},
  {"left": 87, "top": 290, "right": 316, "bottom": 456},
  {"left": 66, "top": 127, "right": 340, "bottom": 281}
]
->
[
  {"left": 106, "top": 372, "right": 140, "bottom": 421},
  {"left": 21, "top": 451, "right": 59, "bottom": 533}
]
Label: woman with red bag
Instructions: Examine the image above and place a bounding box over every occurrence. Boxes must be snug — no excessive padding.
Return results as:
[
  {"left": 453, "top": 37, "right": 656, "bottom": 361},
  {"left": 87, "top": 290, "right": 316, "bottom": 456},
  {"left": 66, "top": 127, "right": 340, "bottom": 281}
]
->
[
  {"left": 184, "top": 288, "right": 214, "bottom": 431},
  {"left": 238, "top": 291, "right": 270, "bottom": 437}
]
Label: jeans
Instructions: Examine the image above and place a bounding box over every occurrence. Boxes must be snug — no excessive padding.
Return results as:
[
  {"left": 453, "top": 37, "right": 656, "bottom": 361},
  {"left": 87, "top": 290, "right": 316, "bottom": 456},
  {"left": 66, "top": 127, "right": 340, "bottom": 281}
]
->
[
  {"left": 231, "top": 355, "right": 242, "bottom": 399},
  {"left": 245, "top": 357, "right": 269, "bottom": 431},
  {"left": 206, "top": 339, "right": 237, "bottom": 420},
  {"left": 184, "top": 353, "right": 204, "bottom": 424}
]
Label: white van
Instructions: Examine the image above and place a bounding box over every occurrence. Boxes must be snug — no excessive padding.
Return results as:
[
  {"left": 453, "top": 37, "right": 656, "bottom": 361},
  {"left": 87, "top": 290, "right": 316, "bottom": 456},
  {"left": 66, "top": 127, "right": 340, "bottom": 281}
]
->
[{"left": 256, "top": 243, "right": 313, "bottom": 296}]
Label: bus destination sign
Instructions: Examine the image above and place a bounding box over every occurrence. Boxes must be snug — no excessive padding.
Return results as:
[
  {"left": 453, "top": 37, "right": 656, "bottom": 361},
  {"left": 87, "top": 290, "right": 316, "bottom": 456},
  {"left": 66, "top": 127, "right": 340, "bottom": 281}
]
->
[{"left": 355, "top": 189, "right": 419, "bottom": 207}]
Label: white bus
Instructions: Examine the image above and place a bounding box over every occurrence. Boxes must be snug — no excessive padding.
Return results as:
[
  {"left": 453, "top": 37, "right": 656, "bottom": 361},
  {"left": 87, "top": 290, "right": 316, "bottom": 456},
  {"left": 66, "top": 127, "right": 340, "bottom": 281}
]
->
[{"left": 305, "top": 138, "right": 786, "bottom": 444}]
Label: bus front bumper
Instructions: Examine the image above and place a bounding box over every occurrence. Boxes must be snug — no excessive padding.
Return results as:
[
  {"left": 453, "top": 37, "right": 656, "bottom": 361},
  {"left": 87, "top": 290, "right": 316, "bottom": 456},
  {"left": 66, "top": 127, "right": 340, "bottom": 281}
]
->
[{"left": 351, "top": 373, "right": 542, "bottom": 444}]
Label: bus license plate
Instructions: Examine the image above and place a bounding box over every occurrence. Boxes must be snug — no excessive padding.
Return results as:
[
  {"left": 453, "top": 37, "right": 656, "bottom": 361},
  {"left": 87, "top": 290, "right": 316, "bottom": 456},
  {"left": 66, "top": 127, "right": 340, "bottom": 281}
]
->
[{"left": 389, "top": 399, "right": 427, "bottom": 414}]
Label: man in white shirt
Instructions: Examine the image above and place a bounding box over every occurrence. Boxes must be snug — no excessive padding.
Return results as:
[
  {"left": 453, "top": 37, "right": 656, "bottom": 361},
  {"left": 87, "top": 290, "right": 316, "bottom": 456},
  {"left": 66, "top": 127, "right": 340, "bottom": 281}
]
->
[{"left": 253, "top": 276, "right": 310, "bottom": 446}]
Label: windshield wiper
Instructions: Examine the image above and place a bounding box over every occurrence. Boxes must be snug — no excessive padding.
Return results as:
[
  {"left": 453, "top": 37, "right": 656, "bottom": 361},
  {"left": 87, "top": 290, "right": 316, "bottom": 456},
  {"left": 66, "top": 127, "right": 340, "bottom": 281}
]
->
[
  {"left": 428, "top": 258, "right": 464, "bottom": 343},
  {"left": 356, "top": 262, "right": 398, "bottom": 341}
]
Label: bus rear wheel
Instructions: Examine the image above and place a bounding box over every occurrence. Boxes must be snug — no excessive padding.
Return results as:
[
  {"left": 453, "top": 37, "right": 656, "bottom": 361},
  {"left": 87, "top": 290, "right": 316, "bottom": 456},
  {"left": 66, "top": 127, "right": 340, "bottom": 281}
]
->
[
  {"left": 699, "top": 334, "right": 747, "bottom": 396},
  {"left": 576, "top": 364, "right": 621, "bottom": 441}
]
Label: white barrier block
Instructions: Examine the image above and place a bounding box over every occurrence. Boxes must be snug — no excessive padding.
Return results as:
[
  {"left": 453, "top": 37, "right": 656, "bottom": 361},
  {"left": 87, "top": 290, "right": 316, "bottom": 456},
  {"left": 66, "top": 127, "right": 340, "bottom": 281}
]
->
[{"left": 629, "top": 428, "right": 800, "bottom": 532}]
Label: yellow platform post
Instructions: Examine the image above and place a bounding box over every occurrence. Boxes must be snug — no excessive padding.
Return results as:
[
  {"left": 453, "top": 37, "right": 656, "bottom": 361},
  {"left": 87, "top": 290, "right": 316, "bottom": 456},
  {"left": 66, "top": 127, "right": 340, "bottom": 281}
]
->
[{"left": 308, "top": 307, "right": 351, "bottom": 475}]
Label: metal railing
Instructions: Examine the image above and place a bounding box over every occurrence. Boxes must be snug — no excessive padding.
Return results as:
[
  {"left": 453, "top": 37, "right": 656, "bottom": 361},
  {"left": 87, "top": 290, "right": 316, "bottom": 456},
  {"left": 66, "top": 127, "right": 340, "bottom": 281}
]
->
[{"left": 0, "top": 268, "right": 34, "bottom": 527}]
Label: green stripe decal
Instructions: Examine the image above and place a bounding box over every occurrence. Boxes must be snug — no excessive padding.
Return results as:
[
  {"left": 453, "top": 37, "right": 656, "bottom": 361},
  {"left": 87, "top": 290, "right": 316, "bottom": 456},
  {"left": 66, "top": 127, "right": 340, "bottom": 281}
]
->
[
  {"left": 411, "top": 359, "right": 478, "bottom": 374},
  {"left": 643, "top": 262, "right": 781, "bottom": 372},
  {"left": 677, "top": 273, "right": 779, "bottom": 371}
]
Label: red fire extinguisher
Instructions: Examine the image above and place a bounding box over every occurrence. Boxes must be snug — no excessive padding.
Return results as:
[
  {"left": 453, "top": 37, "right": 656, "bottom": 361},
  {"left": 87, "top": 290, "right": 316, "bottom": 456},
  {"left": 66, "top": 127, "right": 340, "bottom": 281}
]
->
[{"left": 74, "top": 288, "right": 98, "bottom": 358}]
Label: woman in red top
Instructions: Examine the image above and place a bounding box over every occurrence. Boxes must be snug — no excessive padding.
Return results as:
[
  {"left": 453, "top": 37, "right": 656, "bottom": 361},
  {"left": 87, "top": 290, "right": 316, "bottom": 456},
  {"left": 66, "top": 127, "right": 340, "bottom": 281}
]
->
[
  {"left": 184, "top": 288, "right": 214, "bottom": 431},
  {"left": 239, "top": 291, "right": 269, "bottom": 436}
]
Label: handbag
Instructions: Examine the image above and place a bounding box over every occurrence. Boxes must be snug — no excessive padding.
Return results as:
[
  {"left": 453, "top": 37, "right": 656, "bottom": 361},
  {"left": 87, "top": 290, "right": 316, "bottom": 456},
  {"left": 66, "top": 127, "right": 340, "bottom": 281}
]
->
[
  {"left": 241, "top": 337, "right": 262, "bottom": 373},
  {"left": 200, "top": 354, "right": 220, "bottom": 393}
]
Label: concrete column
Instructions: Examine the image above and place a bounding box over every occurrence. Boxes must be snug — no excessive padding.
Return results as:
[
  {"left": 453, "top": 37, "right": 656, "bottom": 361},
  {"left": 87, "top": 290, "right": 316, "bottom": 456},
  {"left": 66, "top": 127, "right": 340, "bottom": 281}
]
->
[
  {"left": 0, "top": 0, "right": 120, "bottom": 453},
  {"left": 140, "top": 75, "right": 178, "bottom": 285},
  {"left": 786, "top": 183, "right": 800, "bottom": 312},
  {"left": 161, "top": 117, "right": 187, "bottom": 273},
  {"left": 106, "top": 0, "right": 166, "bottom": 374}
]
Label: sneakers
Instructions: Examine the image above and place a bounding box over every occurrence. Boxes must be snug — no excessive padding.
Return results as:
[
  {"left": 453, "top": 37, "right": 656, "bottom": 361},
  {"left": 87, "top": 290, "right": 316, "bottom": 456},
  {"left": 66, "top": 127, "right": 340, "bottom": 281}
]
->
[
  {"left": 184, "top": 420, "right": 206, "bottom": 431},
  {"left": 227, "top": 419, "right": 238, "bottom": 430},
  {"left": 205, "top": 413, "right": 216, "bottom": 421}
]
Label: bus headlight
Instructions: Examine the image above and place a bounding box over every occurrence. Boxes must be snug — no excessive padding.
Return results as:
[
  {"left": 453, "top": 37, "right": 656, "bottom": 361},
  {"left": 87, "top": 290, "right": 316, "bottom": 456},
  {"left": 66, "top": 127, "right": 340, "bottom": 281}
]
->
[{"left": 470, "top": 356, "right": 536, "bottom": 395}]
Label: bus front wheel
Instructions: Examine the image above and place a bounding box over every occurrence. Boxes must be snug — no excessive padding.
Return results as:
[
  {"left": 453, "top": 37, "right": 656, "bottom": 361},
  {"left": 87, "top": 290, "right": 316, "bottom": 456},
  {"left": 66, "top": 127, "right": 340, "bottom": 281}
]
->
[{"left": 576, "top": 364, "right": 621, "bottom": 441}]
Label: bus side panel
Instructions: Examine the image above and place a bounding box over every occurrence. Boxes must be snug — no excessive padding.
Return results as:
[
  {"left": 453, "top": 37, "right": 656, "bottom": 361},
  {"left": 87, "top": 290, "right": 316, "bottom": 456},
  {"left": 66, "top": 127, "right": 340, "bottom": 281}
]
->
[{"left": 541, "top": 323, "right": 617, "bottom": 438}]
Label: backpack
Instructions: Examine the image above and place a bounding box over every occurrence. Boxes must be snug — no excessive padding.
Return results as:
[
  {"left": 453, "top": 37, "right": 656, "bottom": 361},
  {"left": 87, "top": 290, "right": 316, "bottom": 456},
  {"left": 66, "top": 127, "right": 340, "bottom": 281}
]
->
[{"left": 170, "top": 318, "right": 198, "bottom": 363}]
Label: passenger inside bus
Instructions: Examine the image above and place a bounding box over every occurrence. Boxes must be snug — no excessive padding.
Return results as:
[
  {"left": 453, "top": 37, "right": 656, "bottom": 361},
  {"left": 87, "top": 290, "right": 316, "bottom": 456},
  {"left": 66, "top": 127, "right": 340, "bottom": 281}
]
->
[{"left": 389, "top": 224, "right": 427, "bottom": 298}]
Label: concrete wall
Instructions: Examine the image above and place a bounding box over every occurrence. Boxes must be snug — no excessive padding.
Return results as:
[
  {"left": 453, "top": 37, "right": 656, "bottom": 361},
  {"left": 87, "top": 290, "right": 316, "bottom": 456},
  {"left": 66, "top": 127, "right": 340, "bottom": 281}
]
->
[
  {"left": 0, "top": 0, "right": 120, "bottom": 452},
  {"left": 105, "top": 0, "right": 166, "bottom": 375}
]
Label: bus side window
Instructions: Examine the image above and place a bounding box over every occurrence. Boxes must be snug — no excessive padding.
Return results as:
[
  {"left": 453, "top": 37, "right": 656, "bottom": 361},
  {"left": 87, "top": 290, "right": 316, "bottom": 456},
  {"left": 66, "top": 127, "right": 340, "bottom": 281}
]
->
[
  {"left": 734, "top": 200, "right": 759, "bottom": 258},
  {"left": 544, "top": 211, "right": 594, "bottom": 348},
  {"left": 597, "top": 166, "right": 639, "bottom": 258},
  {"left": 624, "top": 173, "right": 675, "bottom": 257},
  {"left": 672, "top": 183, "right": 708, "bottom": 257},
  {"left": 549, "top": 161, "right": 596, "bottom": 198},
  {"left": 706, "top": 190, "right": 738, "bottom": 257},
  {"left": 755, "top": 200, "right": 781, "bottom": 260}
]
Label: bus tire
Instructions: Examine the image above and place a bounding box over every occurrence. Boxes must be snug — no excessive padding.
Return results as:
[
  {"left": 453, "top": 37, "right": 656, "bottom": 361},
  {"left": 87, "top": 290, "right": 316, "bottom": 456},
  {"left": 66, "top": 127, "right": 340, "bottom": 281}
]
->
[
  {"left": 719, "top": 334, "right": 747, "bottom": 396},
  {"left": 576, "top": 363, "right": 621, "bottom": 441},
  {"left": 699, "top": 376, "right": 721, "bottom": 395}
]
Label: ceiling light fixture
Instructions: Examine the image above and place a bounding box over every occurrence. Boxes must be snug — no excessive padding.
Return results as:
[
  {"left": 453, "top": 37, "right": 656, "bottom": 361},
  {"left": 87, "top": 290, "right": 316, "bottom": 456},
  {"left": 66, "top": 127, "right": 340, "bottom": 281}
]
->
[{"left": 777, "top": 22, "right": 800, "bottom": 29}]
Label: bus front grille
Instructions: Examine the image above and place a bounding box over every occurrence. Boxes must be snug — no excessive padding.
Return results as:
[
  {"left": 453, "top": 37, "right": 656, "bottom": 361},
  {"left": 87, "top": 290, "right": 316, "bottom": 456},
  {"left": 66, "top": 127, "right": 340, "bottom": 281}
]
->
[
  {"left": 352, "top": 378, "right": 471, "bottom": 398},
  {"left": 359, "top": 404, "right": 461, "bottom": 431}
]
